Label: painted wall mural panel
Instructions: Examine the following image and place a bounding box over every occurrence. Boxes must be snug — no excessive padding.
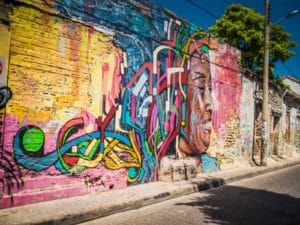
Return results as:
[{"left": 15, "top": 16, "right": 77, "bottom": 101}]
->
[
  {"left": 0, "top": 0, "right": 242, "bottom": 207},
  {"left": 207, "top": 43, "right": 241, "bottom": 169}
]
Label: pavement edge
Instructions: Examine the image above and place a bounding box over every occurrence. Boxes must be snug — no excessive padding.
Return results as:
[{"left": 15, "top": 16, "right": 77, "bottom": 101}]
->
[{"left": 0, "top": 158, "right": 299, "bottom": 225}]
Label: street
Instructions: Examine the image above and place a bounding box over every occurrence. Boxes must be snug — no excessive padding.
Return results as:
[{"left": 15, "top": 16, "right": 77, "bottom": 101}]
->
[{"left": 78, "top": 165, "right": 300, "bottom": 225}]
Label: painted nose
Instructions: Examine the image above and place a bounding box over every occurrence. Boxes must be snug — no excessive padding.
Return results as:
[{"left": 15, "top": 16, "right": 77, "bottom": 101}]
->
[{"left": 204, "top": 86, "right": 212, "bottom": 112}]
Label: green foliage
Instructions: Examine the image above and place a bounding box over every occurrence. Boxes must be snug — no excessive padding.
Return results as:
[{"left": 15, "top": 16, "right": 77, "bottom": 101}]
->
[
  {"left": 275, "top": 76, "right": 291, "bottom": 90},
  {"left": 209, "top": 4, "right": 297, "bottom": 78}
]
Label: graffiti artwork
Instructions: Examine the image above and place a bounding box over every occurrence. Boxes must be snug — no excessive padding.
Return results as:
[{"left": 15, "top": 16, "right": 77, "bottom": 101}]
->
[
  {"left": 13, "top": 119, "right": 142, "bottom": 182},
  {"left": 11, "top": 25, "right": 222, "bottom": 182},
  {"left": 0, "top": 86, "right": 12, "bottom": 109},
  {"left": 0, "top": 0, "right": 243, "bottom": 207}
]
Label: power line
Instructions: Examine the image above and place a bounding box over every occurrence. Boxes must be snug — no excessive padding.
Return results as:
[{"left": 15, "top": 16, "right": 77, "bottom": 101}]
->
[
  {"left": 282, "top": 62, "right": 296, "bottom": 77},
  {"left": 186, "top": 0, "right": 219, "bottom": 19},
  {"left": 38, "top": 0, "right": 241, "bottom": 73},
  {"left": 223, "top": 0, "right": 236, "bottom": 4}
]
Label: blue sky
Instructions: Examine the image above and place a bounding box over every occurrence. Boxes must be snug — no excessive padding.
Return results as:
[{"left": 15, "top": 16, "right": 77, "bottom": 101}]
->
[{"left": 154, "top": 0, "right": 300, "bottom": 80}]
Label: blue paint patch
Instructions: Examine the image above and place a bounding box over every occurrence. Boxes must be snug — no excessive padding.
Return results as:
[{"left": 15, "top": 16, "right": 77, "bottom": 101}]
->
[
  {"left": 65, "top": 0, "right": 72, "bottom": 7},
  {"left": 54, "top": 16, "right": 59, "bottom": 23},
  {"left": 182, "top": 102, "right": 186, "bottom": 121},
  {"left": 128, "top": 167, "right": 138, "bottom": 179},
  {"left": 201, "top": 153, "right": 219, "bottom": 173},
  {"left": 137, "top": 167, "right": 146, "bottom": 183},
  {"left": 70, "top": 23, "right": 76, "bottom": 32}
]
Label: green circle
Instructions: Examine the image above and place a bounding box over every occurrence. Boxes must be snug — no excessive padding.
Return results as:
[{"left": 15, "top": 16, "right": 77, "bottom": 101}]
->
[{"left": 22, "top": 127, "right": 44, "bottom": 153}]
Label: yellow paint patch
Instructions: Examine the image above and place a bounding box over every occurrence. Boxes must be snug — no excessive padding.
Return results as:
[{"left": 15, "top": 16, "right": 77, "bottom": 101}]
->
[
  {"left": 8, "top": 6, "right": 122, "bottom": 126},
  {"left": 0, "top": 25, "right": 10, "bottom": 85}
]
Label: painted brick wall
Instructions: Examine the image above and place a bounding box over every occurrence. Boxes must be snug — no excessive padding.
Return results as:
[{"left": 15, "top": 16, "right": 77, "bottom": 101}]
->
[{"left": 1, "top": 0, "right": 243, "bottom": 208}]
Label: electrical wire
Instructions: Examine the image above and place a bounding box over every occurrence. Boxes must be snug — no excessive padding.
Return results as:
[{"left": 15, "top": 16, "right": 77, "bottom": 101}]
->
[
  {"left": 282, "top": 62, "right": 296, "bottom": 77},
  {"left": 21, "top": 0, "right": 242, "bottom": 73},
  {"left": 223, "top": 0, "right": 236, "bottom": 4},
  {"left": 186, "top": 0, "right": 219, "bottom": 19}
]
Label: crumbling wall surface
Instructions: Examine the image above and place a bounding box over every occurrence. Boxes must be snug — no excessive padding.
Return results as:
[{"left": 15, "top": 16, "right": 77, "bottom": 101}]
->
[
  {"left": 239, "top": 76, "right": 255, "bottom": 159},
  {"left": 289, "top": 108, "right": 300, "bottom": 155},
  {"left": 253, "top": 83, "right": 287, "bottom": 162}
]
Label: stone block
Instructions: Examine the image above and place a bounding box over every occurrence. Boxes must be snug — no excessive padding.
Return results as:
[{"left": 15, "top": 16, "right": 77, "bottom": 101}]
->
[
  {"left": 172, "top": 160, "right": 186, "bottom": 181},
  {"left": 159, "top": 157, "right": 197, "bottom": 182},
  {"left": 182, "top": 160, "right": 197, "bottom": 180}
]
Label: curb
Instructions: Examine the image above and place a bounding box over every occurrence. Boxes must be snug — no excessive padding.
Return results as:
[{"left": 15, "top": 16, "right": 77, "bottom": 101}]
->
[
  {"left": 1, "top": 158, "right": 299, "bottom": 225},
  {"left": 222, "top": 159, "right": 300, "bottom": 184}
]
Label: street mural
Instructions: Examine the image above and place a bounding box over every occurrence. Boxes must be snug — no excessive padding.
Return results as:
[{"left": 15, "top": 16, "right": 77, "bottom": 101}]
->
[{"left": 0, "top": 0, "right": 241, "bottom": 207}]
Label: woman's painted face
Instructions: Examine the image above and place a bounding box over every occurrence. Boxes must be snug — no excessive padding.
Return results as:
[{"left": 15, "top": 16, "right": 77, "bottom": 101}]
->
[{"left": 186, "top": 50, "right": 212, "bottom": 153}]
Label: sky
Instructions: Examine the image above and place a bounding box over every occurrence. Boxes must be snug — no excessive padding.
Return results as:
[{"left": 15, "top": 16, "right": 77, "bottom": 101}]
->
[{"left": 154, "top": 0, "right": 300, "bottom": 80}]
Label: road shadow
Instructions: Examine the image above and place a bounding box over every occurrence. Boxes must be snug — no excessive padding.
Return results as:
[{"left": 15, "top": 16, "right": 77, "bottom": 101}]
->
[{"left": 176, "top": 185, "right": 300, "bottom": 225}]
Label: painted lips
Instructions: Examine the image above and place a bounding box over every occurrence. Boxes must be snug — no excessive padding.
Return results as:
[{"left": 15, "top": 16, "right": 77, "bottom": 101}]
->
[{"left": 201, "top": 120, "right": 212, "bottom": 133}]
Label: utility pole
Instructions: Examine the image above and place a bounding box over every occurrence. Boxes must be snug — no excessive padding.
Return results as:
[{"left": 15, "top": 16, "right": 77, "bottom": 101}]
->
[
  {"left": 261, "top": 1, "right": 298, "bottom": 166},
  {"left": 261, "top": 0, "right": 270, "bottom": 166}
]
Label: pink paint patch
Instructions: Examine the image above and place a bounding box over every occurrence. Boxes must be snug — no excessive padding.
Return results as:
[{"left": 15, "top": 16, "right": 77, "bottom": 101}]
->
[
  {"left": 101, "top": 53, "right": 122, "bottom": 110},
  {"left": 0, "top": 169, "right": 4, "bottom": 179},
  {"left": 0, "top": 56, "right": 5, "bottom": 76},
  {"left": 211, "top": 45, "right": 241, "bottom": 132},
  {"left": 169, "top": 112, "right": 175, "bottom": 132},
  {"left": 0, "top": 61, "right": 3, "bottom": 75},
  {"left": 3, "top": 114, "right": 20, "bottom": 153},
  {"left": 0, "top": 164, "right": 128, "bottom": 208}
]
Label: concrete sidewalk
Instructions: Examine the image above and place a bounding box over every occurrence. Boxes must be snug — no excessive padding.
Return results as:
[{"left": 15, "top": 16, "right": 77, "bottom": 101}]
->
[{"left": 1, "top": 155, "right": 300, "bottom": 225}]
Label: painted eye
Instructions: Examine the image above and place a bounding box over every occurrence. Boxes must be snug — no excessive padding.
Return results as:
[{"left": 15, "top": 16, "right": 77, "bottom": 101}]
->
[{"left": 199, "top": 85, "right": 205, "bottom": 92}]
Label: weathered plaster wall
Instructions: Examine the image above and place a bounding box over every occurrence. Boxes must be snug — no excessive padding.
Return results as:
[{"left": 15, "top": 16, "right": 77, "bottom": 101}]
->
[
  {"left": 268, "top": 88, "right": 284, "bottom": 156},
  {"left": 282, "top": 76, "right": 300, "bottom": 153},
  {"left": 239, "top": 75, "right": 255, "bottom": 158},
  {"left": 296, "top": 115, "right": 300, "bottom": 150},
  {"left": 280, "top": 103, "right": 288, "bottom": 155},
  {"left": 289, "top": 108, "right": 300, "bottom": 154},
  {"left": 283, "top": 76, "right": 300, "bottom": 96},
  {"left": 253, "top": 82, "right": 286, "bottom": 162},
  {"left": 0, "top": 0, "right": 241, "bottom": 208}
]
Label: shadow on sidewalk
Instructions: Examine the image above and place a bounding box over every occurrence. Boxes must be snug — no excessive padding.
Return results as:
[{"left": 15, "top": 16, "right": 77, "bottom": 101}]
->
[{"left": 176, "top": 185, "right": 300, "bottom": 225}]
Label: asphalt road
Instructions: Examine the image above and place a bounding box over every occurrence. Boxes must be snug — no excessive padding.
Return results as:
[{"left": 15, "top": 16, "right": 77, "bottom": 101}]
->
[{"left": 79, "top": 165, "right": 300, "bottom": 225}]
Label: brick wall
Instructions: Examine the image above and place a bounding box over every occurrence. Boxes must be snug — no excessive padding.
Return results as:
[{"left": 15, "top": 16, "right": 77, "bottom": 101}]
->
[{"left": 0, "top": 0, "right": 246, "bottom": 208}]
